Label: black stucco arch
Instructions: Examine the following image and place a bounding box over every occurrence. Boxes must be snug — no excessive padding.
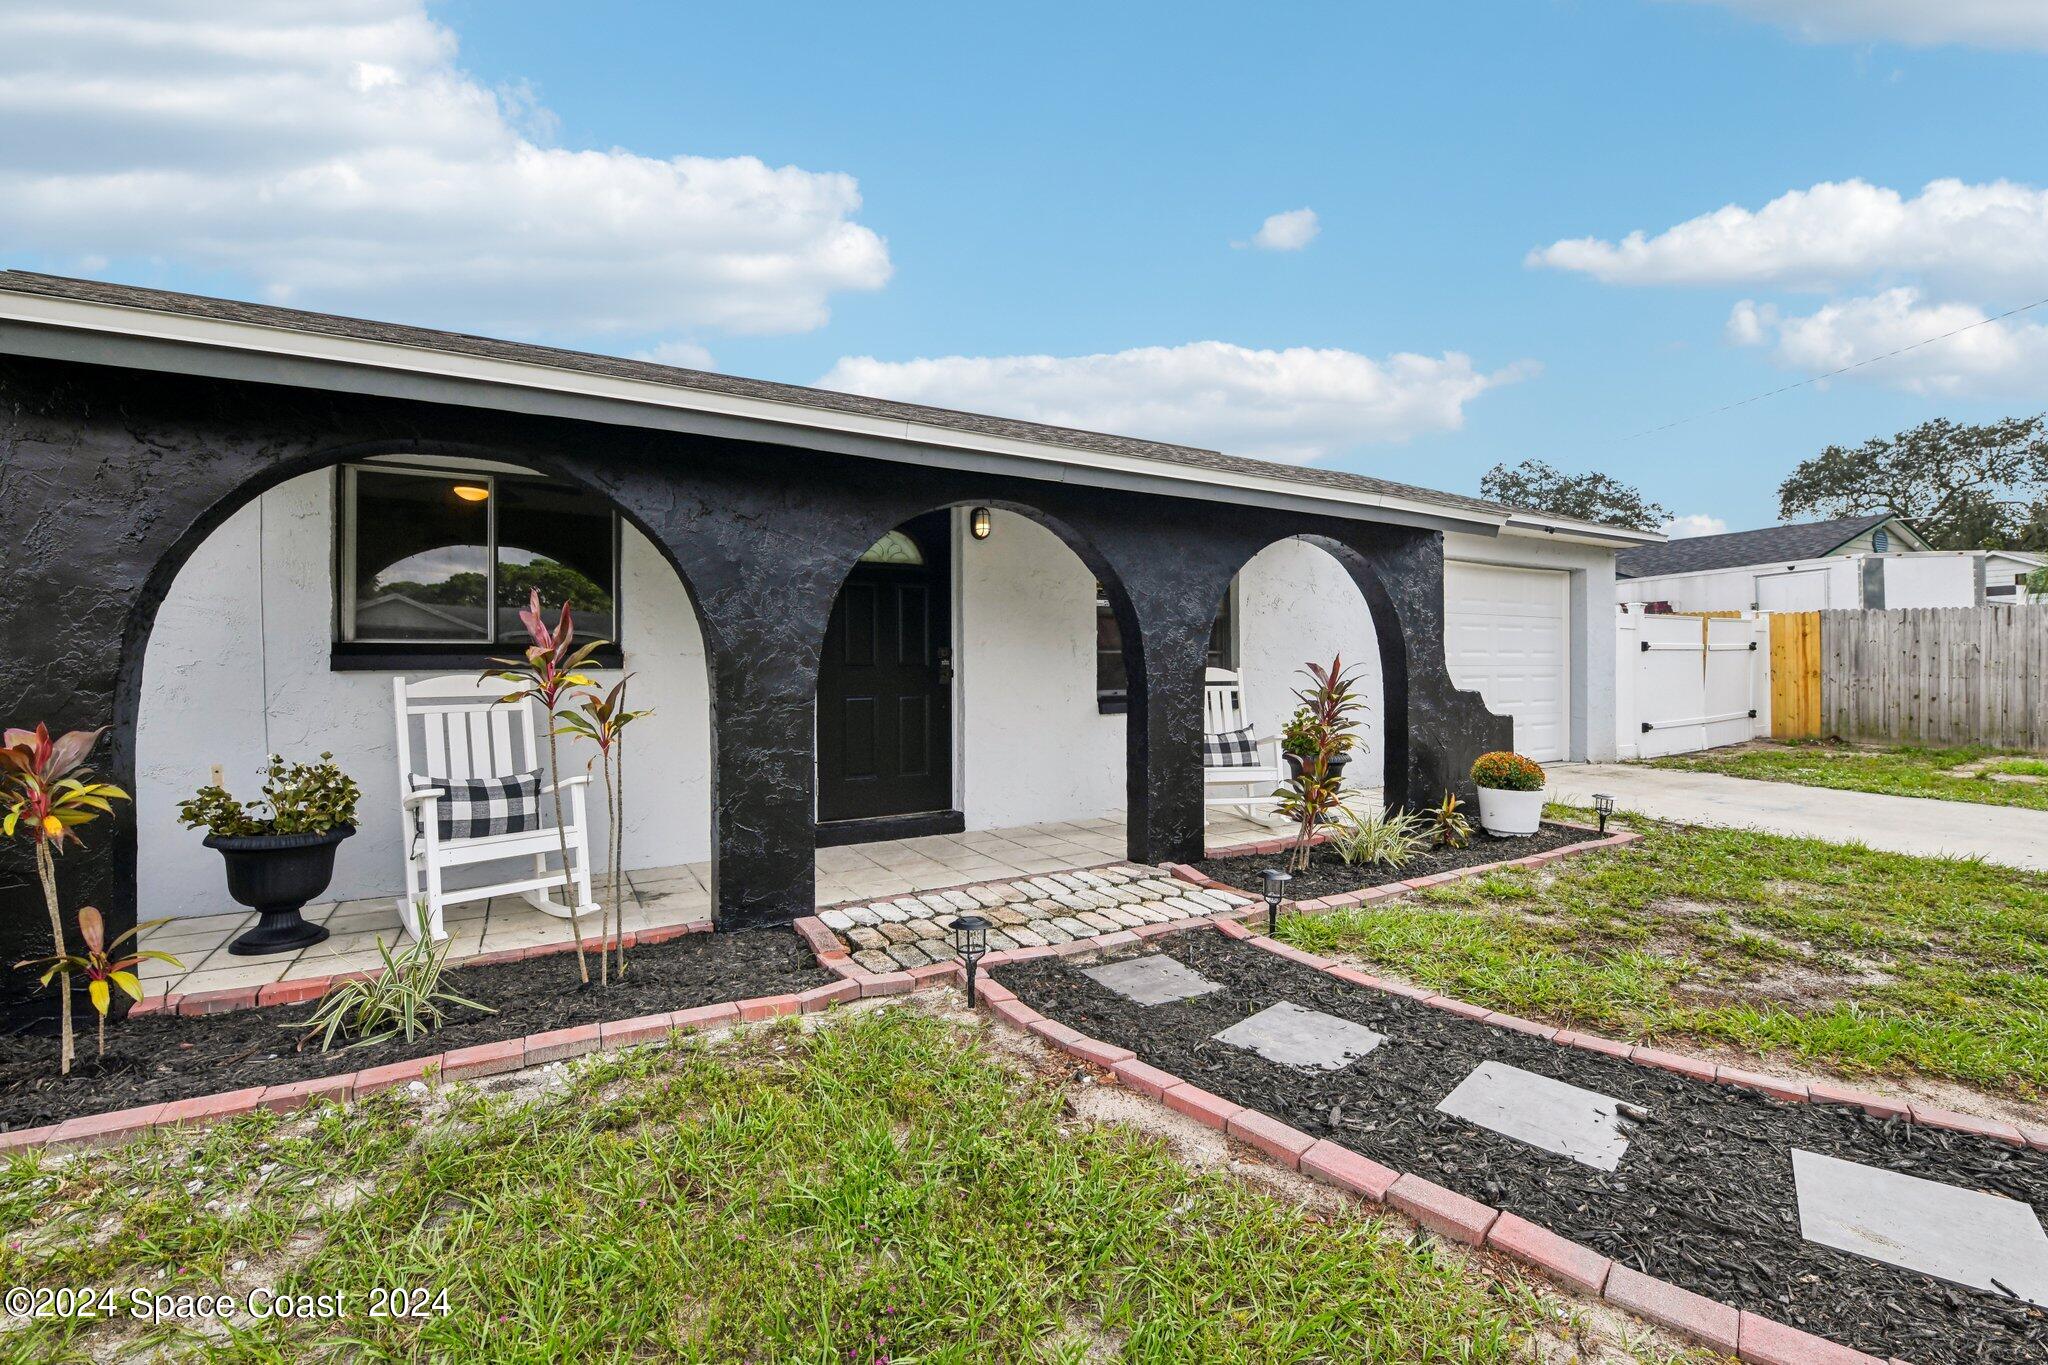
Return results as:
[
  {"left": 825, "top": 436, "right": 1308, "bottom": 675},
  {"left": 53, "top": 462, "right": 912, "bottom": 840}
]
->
[
  {"left": 808, "top": 498, "right": 1149, "bottom": 835},
  {"left": 1215, "top": 532, "right": 1415, "bottom": 808}
]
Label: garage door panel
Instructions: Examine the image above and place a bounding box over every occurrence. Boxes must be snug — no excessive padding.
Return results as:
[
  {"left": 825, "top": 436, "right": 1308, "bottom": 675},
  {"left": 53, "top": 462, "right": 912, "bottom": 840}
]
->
[{"left": 1443, "top": 562, "right": 1569, "bottom": 763}]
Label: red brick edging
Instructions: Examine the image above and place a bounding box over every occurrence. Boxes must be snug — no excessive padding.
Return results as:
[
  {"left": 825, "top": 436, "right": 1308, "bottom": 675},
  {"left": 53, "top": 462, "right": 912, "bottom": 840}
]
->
[
  {"left": 972, "top": 920, "right": 1931, "bottom": 1364},
  {"left": 0, "top": 961, "right": 853, "bottom": 1157}
]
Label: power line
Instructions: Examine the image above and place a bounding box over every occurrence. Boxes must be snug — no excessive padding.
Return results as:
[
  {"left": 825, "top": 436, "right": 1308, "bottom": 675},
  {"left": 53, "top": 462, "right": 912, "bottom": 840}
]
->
[{"left": 1618, "top": 290, "right": 2048, "bottom": 443}]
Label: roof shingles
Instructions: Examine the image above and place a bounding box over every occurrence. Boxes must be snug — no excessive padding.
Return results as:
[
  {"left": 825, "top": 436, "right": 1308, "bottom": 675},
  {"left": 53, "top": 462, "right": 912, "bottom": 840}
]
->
[
  {"left": 0, "top": 270, "right": 1538, "bottom": 523},
  {"left": 1615, "top": 513, "right": 1896, "bottom": 579}
]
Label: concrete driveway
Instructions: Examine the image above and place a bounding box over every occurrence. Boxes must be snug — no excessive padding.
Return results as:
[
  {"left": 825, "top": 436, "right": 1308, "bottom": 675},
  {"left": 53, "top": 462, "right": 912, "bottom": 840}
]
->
[{"left": 1546, "top": 763, "right": 2048, "bottom": 872}]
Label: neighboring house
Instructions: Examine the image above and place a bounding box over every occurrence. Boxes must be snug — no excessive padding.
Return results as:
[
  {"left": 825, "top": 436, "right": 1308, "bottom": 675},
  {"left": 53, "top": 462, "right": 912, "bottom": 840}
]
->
[
  {"left": 0, "top": 271, "right": 1654, "bottom": 1004},
  {"left": 1615, "top": 512, "right": 2041, "bottom": 612}
]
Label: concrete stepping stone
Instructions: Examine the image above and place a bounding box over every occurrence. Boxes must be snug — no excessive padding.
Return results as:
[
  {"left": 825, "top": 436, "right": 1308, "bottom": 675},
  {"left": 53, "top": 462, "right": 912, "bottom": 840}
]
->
[
  {"left": 1435, "top": 1061, "right": 1632, "bottom": 1171},
  {"left": 1214, "top": 1001, "right": 1386, "bottom": 1071},
  {"left": 1083, "top": 954, "right": 1224, "bottom": 1006},
  {"left": 1792, "top": 1148, "right": 2048, "bottom": 1306}
]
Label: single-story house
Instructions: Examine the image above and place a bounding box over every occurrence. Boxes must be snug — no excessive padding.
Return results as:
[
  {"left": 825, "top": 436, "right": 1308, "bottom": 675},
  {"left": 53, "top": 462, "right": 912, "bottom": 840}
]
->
[
  {"left": 1616, "top": 512, "right": 2043, "bottom": 612},
  {"left": 0, "top": 271, "right": 1652, "bottom": 1020}
]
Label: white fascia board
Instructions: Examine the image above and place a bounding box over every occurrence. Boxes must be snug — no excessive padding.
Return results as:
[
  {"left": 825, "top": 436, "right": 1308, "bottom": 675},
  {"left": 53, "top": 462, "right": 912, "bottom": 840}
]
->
[
  {"left": 0, "top": 289, "right": 1510, "bottom": 537},
  {"left": 1500, "top": 513, "right": 1660, "bottom": 550}
]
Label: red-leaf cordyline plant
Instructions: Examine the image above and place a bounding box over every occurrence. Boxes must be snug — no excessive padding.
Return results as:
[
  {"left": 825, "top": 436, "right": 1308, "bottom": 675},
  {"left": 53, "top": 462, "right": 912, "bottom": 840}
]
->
[
  {"left": 15, "top": 907, "right": 182, "bottom": 1060},
  {"left": 1, "top": 724, "right": 131, "bottom": 1074},
  {"left": 1270, "top": 656, "right": 1367, "bottom": 874},
  {"left": 485, "top": 589, "right": 605, "bottom": 985},
  {"left": 556, "top": 676, "right": 652, "bottom": 985}
]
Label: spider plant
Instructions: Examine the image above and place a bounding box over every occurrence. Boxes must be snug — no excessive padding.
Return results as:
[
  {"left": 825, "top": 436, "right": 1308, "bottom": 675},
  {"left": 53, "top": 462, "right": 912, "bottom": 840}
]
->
[
  {"left": 292, "top": 924, "right": 492, "bottom": 1053},
  {"left": 1322, "top": 805, "right": 1429, "bottom": 870}
]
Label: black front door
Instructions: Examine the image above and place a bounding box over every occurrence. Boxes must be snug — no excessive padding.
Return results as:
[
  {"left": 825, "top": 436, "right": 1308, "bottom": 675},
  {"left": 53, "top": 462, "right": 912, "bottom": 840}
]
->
[{"left": 817, "top": 513, "right": 953, "bottom": 825}]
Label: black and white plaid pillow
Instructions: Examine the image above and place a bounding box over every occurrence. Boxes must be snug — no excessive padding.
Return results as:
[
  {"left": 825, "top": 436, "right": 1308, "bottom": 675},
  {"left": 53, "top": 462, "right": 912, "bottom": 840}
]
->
[
  {"left": 410, "top": 771, "right": 542, "bottom": 840},
  {"left": 1202, "top": 727, "right": 1261, "bottom": 768}
]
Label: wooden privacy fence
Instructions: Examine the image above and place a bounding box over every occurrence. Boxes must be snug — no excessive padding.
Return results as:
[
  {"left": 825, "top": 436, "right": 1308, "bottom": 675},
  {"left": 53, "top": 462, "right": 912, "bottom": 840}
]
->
[
  {"left": 1817, "top": 607, "right": 2048, "bottom": 750},
  {"left": 1769, "top": 612, "right": 1821, "bottom": 740}
]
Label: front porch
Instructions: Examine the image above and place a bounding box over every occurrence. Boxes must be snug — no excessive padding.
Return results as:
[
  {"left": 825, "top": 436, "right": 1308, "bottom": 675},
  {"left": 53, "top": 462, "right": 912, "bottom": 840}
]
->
[{"left": 139, "top": 810, "right": 1274, "bottom": 999}]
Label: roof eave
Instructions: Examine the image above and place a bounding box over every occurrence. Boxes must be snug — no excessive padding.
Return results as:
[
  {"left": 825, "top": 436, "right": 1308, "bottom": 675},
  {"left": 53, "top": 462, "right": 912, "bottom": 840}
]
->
[
  {"left": 0, "top": 288, "right": 1511, "bottom": 539},
  {"left": 1499, "top": 512, "right": 1663, "bottom": 548}
]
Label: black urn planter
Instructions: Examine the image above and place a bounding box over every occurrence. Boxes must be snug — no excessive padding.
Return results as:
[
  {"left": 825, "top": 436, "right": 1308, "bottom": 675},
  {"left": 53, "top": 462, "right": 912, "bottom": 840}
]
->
[
  {"left": 1283, "top": 751, "right": 1353, "bottom": 781},
  {"left": 203, "top": 825, "right": 353, "bottom": 956}
]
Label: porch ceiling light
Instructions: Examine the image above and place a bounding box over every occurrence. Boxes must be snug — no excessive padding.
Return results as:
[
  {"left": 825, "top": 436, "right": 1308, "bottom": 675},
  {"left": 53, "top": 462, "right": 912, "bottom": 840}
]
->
[
  {"left": 1592, "top": 792, "right": 1615, "bottom": 835},
  {"left": 969, "top": 506, "right": 992, "bottom": 540},
  {"left": 452, "top": 484, "right": 490, "bottom": 502},
  {"left": 951, "top": 913, "right": 991, "bottom": 1006},
  {"left": 1259, "top": 868, "right": 1291, "bottom": 936}
]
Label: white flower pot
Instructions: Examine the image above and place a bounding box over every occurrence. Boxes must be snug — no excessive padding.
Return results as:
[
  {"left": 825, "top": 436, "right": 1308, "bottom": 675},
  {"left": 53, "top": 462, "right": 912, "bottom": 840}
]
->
[{"left": 1475, "top": 786, "right": 1544, "bottom": 837}]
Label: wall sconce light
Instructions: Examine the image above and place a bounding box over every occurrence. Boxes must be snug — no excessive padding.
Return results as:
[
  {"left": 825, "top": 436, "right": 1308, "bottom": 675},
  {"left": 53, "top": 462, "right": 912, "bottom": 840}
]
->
[
  {"left": 1259, "top": 868, "right": 1292, "bottom": 937},
  {"left": 951, "top": 913, "right": 991, "bottom": 1005},
  {"left": 452, "top": 484, "right": 490, "bottom": 503},
  {"left": 1592, "top": 792, "right": 1615, "bottom": 835},
  {"left": 969, "top": 506, "right": 992, "bottom": 541}
]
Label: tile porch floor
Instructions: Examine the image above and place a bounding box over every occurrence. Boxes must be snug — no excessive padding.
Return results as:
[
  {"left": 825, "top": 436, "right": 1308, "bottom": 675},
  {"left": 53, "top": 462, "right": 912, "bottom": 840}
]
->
[{"left": 139, "top": 810, "right": 1276, "bottom": 999}]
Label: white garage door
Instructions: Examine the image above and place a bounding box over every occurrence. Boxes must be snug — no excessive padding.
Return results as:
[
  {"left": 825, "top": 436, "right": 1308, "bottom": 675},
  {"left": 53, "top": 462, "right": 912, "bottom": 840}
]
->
[{"left": 1444, "top": 562, "right": 1570, "bottom": 763}]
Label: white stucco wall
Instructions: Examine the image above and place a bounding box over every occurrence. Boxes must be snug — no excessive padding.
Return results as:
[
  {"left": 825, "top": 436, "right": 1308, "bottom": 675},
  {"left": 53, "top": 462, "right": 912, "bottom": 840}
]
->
[
  {"left": 955, "top": 511, "right": 1126, "bottom": 827},
  {"left": 137, "top": 471, "right": 711, "bottom": 921},
  {"left": 1234, "top": 540, "right": 1386, "bottom": 787}
]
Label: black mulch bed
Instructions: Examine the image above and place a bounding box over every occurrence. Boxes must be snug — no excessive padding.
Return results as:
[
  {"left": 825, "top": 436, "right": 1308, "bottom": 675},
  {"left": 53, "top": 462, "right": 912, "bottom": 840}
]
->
[
  {"left": 996, "top": 933, "right": 2048, "bottom": 1364},
  {"left": 0, "top": 929, "right": 831, "bottom": 1133},
  {"left": 1190, "top": 820, "right": 1592, "bottom": 901}
]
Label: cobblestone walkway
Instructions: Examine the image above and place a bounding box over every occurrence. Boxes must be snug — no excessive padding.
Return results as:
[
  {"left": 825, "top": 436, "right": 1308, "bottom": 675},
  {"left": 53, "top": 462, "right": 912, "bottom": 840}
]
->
[{"left": 817, "top": 863, "right": 1256, "bottom": 972}]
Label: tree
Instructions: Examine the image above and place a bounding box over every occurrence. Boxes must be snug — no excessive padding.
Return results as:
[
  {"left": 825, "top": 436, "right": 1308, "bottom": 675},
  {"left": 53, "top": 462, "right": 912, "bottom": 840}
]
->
[
  {"left": 1479, "top": 460, "right": 1667, "bottom": 532},
  {"left": 1777, "top": 414, "right": 2048, "bottom": 551}
]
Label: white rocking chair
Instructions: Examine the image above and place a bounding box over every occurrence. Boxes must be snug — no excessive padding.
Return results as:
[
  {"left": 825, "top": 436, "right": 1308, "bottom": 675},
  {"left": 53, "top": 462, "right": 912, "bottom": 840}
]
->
[
  {"left": 1203, "top": 667, "right": 1288, "bottom": 819},
  {"left": 393, "top": 674, "right": 599, "bottom": 942}
]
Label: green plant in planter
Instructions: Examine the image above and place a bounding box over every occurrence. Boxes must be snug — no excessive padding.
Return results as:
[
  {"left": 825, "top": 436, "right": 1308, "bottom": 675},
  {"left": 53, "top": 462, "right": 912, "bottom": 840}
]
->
[
  {"left": 1272, "top": 656, "right": 1367, "bottom": 872},
  {"left": 1323, "top": 805, "right": 1428, "bottom": 869},
  {"left": 15, "top": 907, "right": 183, "bottom": 1060},
  {"left": 2, "top": 723, "right": 131, "bottom": 1076},
  {"left": 176, "top": 753, "right": 360, "bottom": 836},
  {"left": 1470, "top": 751, "right": 1545, "bottom": 792},
  {"left": 1427, "top": 791, "right": 1472, "bottom": 849},
  {"left": 294, "top": 926, "right": 491, "bottom": 1052}
]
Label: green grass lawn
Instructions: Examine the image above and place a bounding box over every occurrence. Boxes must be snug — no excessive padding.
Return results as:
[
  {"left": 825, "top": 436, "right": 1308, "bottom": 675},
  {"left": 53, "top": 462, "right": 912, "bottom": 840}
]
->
[
  {"left": 1279, "top": 813, "right": 2048, "bottom": 1099},
  {"left": 0, "top": 1008, "right": 1699, "bottom": 1363},
  {"left": 1644, "top": 740, "right": 2048, "bottom": 811}
]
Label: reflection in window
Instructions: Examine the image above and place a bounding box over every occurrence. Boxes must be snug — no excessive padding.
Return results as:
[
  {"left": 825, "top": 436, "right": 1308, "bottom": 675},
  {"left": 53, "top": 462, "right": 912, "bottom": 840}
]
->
[
  {"left": 340, "top": 463, "right": 619, "bottom": 647},
  {"left": 345, "top": 469, "right": 491, "bottom": 642},
  {"left": 496, "top": 479, "right": 617, "bottom": 641},
  {"left": 859, "top": 529, "right": 925, "bottom": 565},
  {"left": 1096, "top": 584, "right": 1233, "bottom": 705}
]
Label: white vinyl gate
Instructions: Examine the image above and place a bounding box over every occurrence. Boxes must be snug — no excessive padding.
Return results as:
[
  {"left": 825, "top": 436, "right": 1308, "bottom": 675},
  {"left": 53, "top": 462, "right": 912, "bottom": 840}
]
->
[{"left": 1616, "top": 611, "right": 1769, "bottom": 759}]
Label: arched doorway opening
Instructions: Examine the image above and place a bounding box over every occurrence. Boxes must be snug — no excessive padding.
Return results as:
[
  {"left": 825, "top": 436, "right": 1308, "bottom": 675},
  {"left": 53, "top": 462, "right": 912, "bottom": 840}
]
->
[{"left": 132, "top": 450, "right": 713, "bottom": 983}]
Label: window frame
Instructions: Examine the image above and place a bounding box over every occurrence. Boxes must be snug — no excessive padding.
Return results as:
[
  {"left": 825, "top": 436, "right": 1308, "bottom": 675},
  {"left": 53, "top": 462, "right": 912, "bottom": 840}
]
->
[
  {"left": 1095, "top": 580, "right": 1236, "bottom": 714},
  {"left": 330, "top": 459, "right": 624, "bottom": 672}
]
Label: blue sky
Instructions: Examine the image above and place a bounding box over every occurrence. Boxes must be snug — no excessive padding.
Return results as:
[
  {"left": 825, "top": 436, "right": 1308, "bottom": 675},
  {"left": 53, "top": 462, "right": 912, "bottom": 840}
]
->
[{"left": 5, "top": 1, "right": 2047, "bottom": 533}]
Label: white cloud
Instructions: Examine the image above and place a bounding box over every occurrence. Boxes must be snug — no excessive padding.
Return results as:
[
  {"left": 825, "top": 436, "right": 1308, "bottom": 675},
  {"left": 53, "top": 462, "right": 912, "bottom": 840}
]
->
[
  {"left": 1661, "top": 513, "right": 1730, "bottom": 539},
  {"left": 0, "top": 1, "right": 890, "bottom": 342},
  {"left": 1664, "top": 0, "right": 2048, "bottom": 51},
  {"left": 1727, "top": 287, "right": 2048, "bottom": 395},
  {"left": 1528, "top": 178, "right": 2048, "bottom": 296},
  {"left": 1245, "top": 207, "right": 1320, "bottom": 252},
  {"left": 819, "top": 342, "right": 1536, "bottom": 461}
]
